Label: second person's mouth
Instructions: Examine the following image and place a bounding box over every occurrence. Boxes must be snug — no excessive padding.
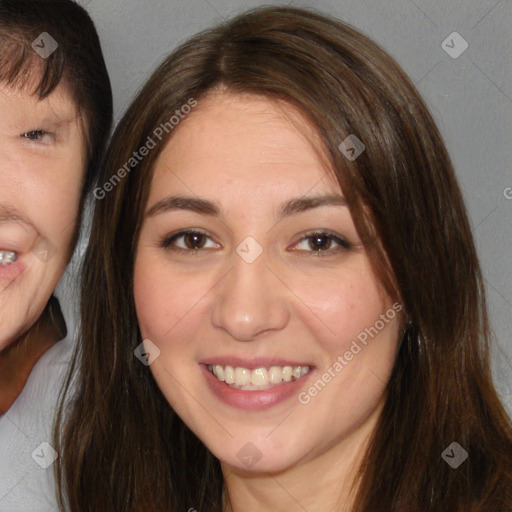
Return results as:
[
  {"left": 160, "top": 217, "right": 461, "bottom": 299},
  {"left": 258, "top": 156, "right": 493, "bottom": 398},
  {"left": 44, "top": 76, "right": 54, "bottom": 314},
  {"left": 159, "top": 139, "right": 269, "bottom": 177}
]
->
[
  {"left": 207, "top": 363, "right": 311, "bottom": 390},
  {"left": 0, "top": 250, "right": 18, "bottom": 266}
]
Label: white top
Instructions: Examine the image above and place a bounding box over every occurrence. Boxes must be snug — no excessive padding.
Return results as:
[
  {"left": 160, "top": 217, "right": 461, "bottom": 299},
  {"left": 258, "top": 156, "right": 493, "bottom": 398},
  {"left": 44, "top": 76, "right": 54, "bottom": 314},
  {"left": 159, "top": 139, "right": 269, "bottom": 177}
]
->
[{"left": 0, "top": 266, "right": 78, "bottom": 512}]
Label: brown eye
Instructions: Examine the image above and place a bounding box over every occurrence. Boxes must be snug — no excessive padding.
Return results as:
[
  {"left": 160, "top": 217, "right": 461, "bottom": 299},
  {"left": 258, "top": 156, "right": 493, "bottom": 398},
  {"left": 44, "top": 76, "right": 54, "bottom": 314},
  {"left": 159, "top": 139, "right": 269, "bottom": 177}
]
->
[
  {"left": 161, "top": 230, "right": 220, "bottom": 253},
  {"left": 183, "top": 232, "right": 207, "bottom": 249},
  {"left": 308, "top": 234, "right": 333, "bottom": 251},
  {"left": 292, "top": 231, "right": 351, "bottom": 256}
]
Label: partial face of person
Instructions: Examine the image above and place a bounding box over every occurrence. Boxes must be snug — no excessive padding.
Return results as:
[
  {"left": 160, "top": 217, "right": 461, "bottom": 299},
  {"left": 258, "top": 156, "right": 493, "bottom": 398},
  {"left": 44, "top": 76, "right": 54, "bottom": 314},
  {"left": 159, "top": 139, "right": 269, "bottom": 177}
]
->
[
  {"left": 134, "top": 92, "right": 402, "bottom": 473},
  {"left": 0, "top": 81, "right": 86, "bottom": 351}
]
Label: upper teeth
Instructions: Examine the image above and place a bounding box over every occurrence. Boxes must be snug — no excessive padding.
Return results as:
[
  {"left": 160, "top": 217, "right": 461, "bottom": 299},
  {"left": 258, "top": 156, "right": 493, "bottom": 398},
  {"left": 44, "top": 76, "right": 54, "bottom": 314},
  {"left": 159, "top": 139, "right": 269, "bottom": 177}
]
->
[
  {"left": 208, "top": 364, "right": 310, "bottom": 389},
  {"left": 0, "top": 251, "right": 17, "bottom": 266}
]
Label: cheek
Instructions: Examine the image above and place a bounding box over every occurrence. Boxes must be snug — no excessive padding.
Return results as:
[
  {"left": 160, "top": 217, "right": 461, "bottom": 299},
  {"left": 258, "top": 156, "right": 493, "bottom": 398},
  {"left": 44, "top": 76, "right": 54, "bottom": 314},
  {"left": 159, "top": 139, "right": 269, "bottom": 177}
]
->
[
  {"left": 288, "top": 258, "right": 389, "bottom": 356},
  {"left": 25, "top": 157, "right": 84, "bottom": 252},
  {"left": 49, "top": 162, "right": 83, "bottom": 225},
  {"left": 133, "top": 251, "right": 202, "bottom": 345}
]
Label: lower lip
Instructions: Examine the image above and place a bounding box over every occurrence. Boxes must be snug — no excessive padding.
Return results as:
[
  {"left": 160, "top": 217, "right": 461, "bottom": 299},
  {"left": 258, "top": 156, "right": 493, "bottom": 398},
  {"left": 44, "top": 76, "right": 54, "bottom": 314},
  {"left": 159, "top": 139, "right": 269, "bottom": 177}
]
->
[
  {"left": 0, "top": 258, "right": 26, "bottom": 285},
  {"left": 201, "top": 364, "right": 313, "bottom": 411}
]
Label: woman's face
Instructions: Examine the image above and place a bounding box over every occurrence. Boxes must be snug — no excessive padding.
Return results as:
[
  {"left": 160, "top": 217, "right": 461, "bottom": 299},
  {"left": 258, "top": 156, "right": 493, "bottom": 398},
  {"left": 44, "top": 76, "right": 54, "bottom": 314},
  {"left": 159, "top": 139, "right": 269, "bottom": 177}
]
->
[
  {"left": 0, "top": 82, "right": 86, "bottom": 351},
  {"left": 134, "top": 92, "right": 402, "bottom": 473}
]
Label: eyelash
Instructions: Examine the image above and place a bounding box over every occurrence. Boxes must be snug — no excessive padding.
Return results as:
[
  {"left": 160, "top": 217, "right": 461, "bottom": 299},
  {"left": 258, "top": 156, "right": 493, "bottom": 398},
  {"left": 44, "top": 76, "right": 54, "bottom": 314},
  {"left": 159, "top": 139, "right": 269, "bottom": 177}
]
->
[{"left": 160, "top": 229, "right": 352, "bottom": 257}]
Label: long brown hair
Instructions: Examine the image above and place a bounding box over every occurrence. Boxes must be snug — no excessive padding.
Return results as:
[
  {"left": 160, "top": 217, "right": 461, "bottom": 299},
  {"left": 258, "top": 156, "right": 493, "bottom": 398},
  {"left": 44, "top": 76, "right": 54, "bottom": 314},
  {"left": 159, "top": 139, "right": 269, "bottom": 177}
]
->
[{"left": 56, "top": 6, "right": 512, "bottom": 511}]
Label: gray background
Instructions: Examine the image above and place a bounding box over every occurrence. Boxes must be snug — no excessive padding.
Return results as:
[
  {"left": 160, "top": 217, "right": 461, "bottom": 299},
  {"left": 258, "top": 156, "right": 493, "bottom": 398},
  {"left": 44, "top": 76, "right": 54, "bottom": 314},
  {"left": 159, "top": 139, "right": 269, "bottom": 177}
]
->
[{"left": 75, "top": 0, "right": 512, "bottom": 413}]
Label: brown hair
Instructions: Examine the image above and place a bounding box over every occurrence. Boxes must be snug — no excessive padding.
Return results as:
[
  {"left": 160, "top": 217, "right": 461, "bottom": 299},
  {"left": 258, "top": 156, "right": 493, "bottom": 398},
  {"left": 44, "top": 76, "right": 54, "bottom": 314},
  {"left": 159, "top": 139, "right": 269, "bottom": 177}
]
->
[{"left": 56, "top": 6, "right": 512, "bottom": 511}]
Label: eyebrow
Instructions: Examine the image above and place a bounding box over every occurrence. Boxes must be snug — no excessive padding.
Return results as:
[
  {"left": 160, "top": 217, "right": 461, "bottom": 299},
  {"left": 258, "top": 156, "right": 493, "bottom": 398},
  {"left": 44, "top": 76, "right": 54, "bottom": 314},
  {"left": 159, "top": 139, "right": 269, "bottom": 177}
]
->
[{"left": 146, "top": 194, "right": 347, "bottom": 220}]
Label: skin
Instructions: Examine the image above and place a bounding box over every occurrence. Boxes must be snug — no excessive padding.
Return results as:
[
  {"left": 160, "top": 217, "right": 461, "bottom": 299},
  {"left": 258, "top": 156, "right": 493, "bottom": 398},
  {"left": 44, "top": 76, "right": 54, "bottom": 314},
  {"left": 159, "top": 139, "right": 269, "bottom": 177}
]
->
[
  {"left": 0, "top": 81, "right": 86, "bottom": 413},
  {"left": 134, "top": 91, "right": 402, "bottom": 511}
]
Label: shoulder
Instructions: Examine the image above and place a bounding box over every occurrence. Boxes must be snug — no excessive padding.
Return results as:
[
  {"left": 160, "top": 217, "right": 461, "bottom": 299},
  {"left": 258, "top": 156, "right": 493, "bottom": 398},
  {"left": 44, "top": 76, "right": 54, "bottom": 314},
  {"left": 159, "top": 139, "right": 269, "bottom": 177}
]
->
[
  {"left": 0, "top": 265, "right": 79, "bottom": 510},
  {"left": 0, "top": 335, "right": 75, "bottom": 511}
]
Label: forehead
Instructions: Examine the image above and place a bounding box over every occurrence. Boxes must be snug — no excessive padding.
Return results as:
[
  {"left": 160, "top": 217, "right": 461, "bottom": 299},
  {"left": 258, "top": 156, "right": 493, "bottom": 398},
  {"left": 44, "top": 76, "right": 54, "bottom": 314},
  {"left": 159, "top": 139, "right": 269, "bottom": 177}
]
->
[
  {"left": 0, "top": 80, "right": 79, "bottom": 124},
  {"left": 152, "top": 92, "right": 340, "bottom": 196}
]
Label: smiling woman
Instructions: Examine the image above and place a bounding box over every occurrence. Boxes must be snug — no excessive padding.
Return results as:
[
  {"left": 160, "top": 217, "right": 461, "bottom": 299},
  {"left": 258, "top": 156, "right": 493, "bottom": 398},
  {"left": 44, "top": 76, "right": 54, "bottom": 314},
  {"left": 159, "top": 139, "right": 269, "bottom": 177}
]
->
[
  {"left": 0, "top": 0, "right": 112, "bottom": 509},
  {"left": 57, "top": 5, "right": 512, "bottom": 512}
]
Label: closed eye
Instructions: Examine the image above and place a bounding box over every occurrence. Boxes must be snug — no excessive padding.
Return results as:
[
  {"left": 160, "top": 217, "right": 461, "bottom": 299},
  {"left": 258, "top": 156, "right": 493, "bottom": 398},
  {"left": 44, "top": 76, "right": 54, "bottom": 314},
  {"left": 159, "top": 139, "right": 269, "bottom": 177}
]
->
[{"left": 20, "top": 130, "right": 51, "bottom": 142}]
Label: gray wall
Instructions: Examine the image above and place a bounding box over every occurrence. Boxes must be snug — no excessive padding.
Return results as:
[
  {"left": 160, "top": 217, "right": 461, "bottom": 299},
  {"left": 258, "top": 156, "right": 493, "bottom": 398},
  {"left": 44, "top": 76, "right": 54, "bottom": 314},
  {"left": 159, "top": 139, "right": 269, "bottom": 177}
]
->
[{"left": 76, "top": 0, "right": 512, "bottom": 412}]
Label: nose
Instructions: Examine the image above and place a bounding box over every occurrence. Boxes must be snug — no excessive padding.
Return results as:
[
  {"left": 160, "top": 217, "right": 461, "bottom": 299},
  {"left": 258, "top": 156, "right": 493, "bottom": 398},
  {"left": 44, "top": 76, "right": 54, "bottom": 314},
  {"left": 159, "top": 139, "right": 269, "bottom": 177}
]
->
[{"left": 211, "top": 247, "right": 291, "bottom": 341}]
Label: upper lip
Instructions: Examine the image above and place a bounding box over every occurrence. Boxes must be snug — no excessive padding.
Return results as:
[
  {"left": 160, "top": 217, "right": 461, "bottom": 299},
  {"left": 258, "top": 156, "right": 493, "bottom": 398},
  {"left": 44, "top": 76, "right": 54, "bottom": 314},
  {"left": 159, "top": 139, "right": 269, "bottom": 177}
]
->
[
  {"left": 201, "top": 356, "right": 314, "bottom": 369},
  {"left": 0, "top": 246, "right": 21, "bottom": 255},
  {"left": 0, "top": 227, "right": 37, "bottom": 255}
]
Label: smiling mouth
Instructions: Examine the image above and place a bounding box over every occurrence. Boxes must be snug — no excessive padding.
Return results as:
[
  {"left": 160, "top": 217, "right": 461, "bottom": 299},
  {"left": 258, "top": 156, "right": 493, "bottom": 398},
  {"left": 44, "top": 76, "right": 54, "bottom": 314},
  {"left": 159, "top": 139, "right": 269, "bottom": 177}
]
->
[
  {"left": 0, "top": 250, "right": 18, "bottom": 266},
  {"left": 207, "top": 364, "right": 312, "bottom": 390}
]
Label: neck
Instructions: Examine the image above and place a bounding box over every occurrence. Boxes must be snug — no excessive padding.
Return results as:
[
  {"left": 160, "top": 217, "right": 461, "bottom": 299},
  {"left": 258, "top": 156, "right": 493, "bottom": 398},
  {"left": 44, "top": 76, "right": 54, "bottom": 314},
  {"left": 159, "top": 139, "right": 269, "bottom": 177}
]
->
[
  {"left": 0, "top": 298, "right": 65, "bottom": 414},
  {"left": 221, "top": 401, "right": 383, "bottom": 512}
]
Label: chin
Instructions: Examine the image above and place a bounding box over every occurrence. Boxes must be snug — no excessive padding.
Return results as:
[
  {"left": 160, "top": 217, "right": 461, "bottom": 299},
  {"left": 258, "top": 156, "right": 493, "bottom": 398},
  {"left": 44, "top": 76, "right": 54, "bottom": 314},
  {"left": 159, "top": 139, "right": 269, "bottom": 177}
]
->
[
  {"left": 200, "top": 429, "right": 307, "bottom": 474},
  {"left": 218, "top": 449, "right": 298, "bottom": 474}
]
